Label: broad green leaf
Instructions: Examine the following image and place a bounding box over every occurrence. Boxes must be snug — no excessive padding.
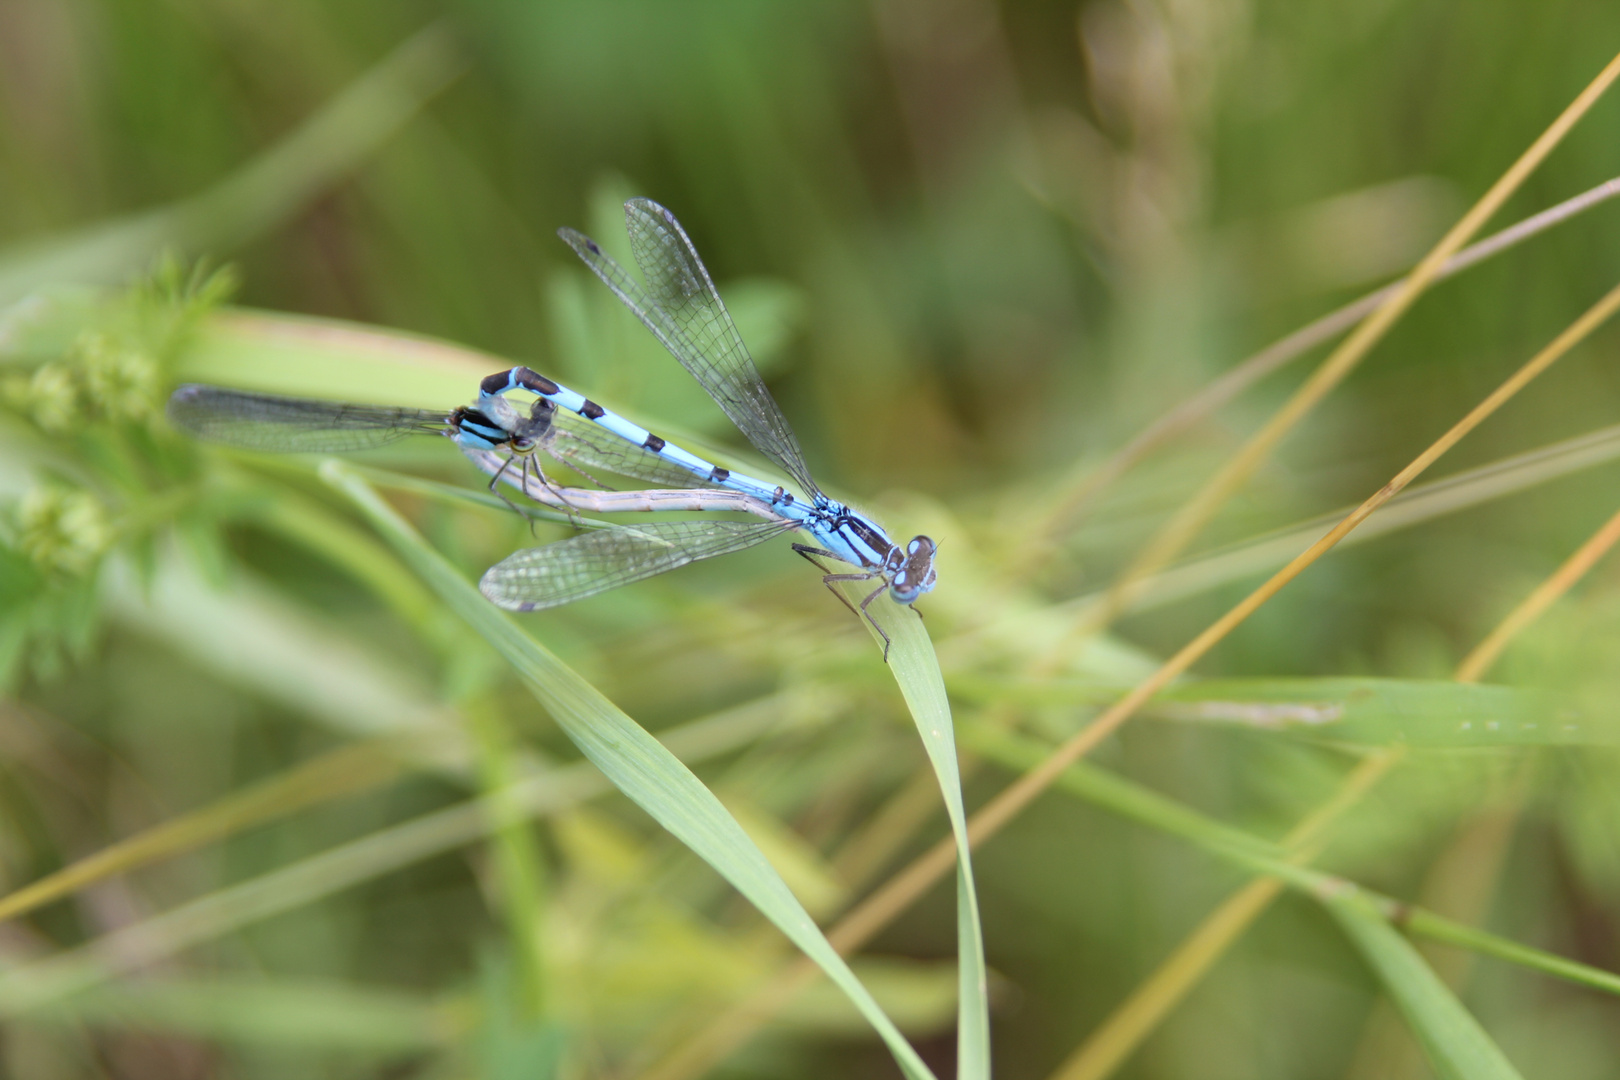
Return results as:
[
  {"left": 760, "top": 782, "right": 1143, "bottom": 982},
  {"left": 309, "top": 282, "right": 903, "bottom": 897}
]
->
[
  {"left": 1156, "top": 678, "right": 1598, "bottom": 746},
  {"left": 1323, "top": 889, "right": 1523, "bottom": 1080},
  {"left": 952, "top": 675, "right": 1605, "bottom": 746},
  {"left": 324, "top": 462, "right": 939, "bottom": 1080}
]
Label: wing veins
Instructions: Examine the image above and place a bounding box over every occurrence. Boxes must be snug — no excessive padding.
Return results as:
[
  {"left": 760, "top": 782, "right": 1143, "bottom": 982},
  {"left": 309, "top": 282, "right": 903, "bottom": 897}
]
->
[
  {"left": 559, "top": 200, "right": 818, "bottom": 496},
  {"left": 167, "top": 385, "right": 448, "bottom": 452},
  {"left": 479, "top": 519, "right": 795, "bottom": 610}
]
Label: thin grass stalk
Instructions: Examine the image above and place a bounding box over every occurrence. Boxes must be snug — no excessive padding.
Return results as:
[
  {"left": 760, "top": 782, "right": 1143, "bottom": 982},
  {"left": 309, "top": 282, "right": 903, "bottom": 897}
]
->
[
  {"left": 0, "top": 741, "right": 403, "bottom": 925},
  {"left": 1344, "top": 503, "right": 1620, "bottom": 1076},
  {"left": 1055, "top": 423, "right": 1620, "bottom": 624},
  {"left": 0, "top": 692, "right": 816, "bottom": 1014},
  {"left": 1454, "top": 502, "right": 1620, "bottom": 681},
  {"left": 647, "top": 690, "right": 1620, "bottom": 1080},
  {"left": 1057, "top": 49, "right": 1620, "bottom": 648},
  {"left": 1047, "top": 749, "right": 1405, "bottom": 1080},
  {"left": 829, "top": 277, "right": 1620, "bottom": 952},
  {"left": 1045, "top": 501, "right": 1620, "bottom": 1079},
  {"left": 324, "top": 464, "right": 941, "bottom": 1080},
  {"left": 1022, "top": 175, "right": 1620, "bottom": 562},
  {"left": 940, "top": 421, "right": 1620, "bottom": 668},
  {"left": 637, "top": 275, "right": 1620, "bottom": 1078},
  {"left": 961, "top": 723, "right": 1620, "bottom": 997}
]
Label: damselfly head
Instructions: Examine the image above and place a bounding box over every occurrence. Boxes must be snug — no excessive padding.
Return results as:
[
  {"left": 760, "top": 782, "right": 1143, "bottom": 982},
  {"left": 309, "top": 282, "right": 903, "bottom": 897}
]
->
[{"left": 887, "top": 535, "right": 938, "bottom": 604}]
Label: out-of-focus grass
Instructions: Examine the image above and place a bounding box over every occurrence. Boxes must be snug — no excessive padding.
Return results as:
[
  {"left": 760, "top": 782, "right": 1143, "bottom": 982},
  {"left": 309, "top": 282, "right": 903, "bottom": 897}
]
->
[{"left": 4, "top": 2, "right": 1620, "bottom": 1078}]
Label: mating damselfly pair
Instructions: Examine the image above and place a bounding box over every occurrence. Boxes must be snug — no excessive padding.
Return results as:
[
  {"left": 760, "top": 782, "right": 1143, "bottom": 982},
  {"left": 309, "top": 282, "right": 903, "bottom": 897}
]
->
[{"left": 169, "top": 199, "right": 937, "bottom": 657}]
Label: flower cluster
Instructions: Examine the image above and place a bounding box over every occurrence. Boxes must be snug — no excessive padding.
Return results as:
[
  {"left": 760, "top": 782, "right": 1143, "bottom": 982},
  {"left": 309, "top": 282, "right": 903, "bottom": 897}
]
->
[
  {"left": 12, "top": 485, "right": 113, "bottom": 576},
  {"left": 3, "top": 331, "right": 161, "bottom": 434}
]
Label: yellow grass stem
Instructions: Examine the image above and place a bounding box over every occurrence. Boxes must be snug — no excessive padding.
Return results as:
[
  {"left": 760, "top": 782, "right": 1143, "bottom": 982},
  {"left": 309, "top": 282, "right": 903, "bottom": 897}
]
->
[
  {"left": 1060, "top": 48, "right": 1620, "bottom": 649},
  {"left": 1453, "top": 502, "right": 1620, "bottom": 682},
  {"left": 1022, "top": 175, "right": 1620, "bottom": 567},
  {"left": 1045, "top": 474, "right": 1620, "bottom": 1080},
  {"left": 637, "top": 276, "right": 1620, "bottom": 1080},
  {"left": 0, "top": 741, "right": 403, "bottom": 925}
]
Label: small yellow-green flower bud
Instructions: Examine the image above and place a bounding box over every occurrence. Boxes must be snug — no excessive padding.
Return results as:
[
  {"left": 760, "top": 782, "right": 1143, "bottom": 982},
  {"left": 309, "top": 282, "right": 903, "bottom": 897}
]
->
[
  {"left": 22, "top": 362, "right": 82, "bottom": 434},
  {"left": 15, "top": 487, "right": 113, "bottom": 575},
  {"left": 80, "top": 333, "right": 159, "bottom": 422}
]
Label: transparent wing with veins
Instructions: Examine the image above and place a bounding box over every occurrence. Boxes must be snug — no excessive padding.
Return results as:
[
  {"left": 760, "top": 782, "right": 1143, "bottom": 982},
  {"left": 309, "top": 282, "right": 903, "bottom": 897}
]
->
[
  {"left": 558, "top": 198, "right": 819, "bottom": 497},
  {"left": 167, "top": 384, "right": 448, "bottom": 452},
  {"left": 479, "top": 518, "right": 796, "bottom": 611}
]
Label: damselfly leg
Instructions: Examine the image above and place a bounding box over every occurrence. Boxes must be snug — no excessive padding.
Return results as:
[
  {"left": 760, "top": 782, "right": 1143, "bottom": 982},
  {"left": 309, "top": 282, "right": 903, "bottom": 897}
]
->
[{"left": 793, "top": 543, "right": 893, "bottom": 659}]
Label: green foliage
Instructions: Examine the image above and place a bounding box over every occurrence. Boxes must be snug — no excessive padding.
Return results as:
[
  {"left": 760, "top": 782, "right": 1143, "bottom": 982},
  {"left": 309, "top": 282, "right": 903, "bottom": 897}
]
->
[
  {"left": 3, "top": 3, "right": 1620, "bottom": 1079},
  {"left": 0, "top": 260, "right": 236, "bottom": 686}
]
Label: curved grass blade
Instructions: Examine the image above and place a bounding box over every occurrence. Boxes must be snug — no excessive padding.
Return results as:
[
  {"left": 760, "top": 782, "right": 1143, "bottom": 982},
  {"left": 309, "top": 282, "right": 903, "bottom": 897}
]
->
[
  {"left": 322, "top": 461, "right": 938, "bottom": 1080},
  {"left": 854, "top": 585, "right": 990, "bottom": 1080},
  {"left": 1324, "top": 890, "right": 1524, "bottom": 1080},
  {"left": 962, "top": 721, "right": 1620, "bottom": 998}
]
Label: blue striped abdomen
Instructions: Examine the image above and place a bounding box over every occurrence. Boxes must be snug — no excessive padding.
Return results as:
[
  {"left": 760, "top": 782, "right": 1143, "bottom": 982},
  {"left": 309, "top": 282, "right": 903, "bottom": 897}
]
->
[{"left": 481, "top": 367, "right": 804, "bottom": 508}]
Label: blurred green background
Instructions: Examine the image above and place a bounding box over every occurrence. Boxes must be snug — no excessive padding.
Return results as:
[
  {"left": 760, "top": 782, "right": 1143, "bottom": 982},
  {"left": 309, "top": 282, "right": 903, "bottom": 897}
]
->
[{"left": 3, "top": 0, "right": 1620, "bottom": 1077}]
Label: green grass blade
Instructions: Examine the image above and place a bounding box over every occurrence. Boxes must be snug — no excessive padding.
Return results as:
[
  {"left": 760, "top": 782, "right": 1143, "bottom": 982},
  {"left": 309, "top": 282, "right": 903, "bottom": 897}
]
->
[
  {"left": 1323, "top": 890, "right": 1524, "bottom": 1080},
  {"left": 1154, "top": 678, "right": 1597, "bottom": 746},
  {"left": 14, "top": 976, "right": 460, "bottom": 1053},
  {"left": 0, "top": 693, "right": 819, "bottom": 1015},
  {"left": 1055, "top": 421, "right": 1620, "bottom": 623},
  {"left": 963, "top": 721, "right": 1620, "bottom": 998},
  {"left": 862, "top": 590, "right": 989, "bottom": 1080},
  {"left": 953, "top": 676, "right": 1603, "bottom": 747},
  {"left": 323, "top": 461, "right": 939, "bottom": 1080}
]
